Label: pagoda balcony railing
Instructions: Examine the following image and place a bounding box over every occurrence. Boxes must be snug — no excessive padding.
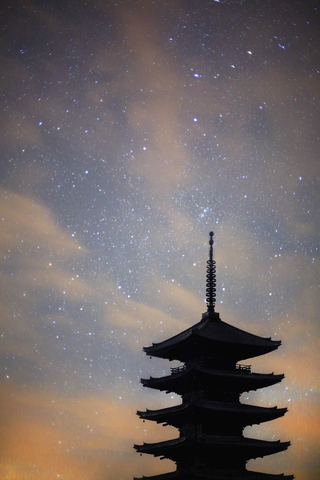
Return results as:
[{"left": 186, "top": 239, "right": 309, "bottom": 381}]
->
[
  {"left": 236, "top": 363, "right": 251, "bottom": 373},
  {"left": 170, "top": 363, "right": 251, "bottom": 374},
  {"left": 171, "top": 365, "right": 188, "bottom": 374}
]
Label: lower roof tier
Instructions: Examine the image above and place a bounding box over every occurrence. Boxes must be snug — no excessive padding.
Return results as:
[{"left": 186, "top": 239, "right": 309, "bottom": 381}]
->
[
  {"left": 144, "top": 313, "right": 281, "bottom": 363},
  {"left": 137, "top": 401, "right": 287, "bottom": 428},
  {"left": 133, "top": 468, "right": 294, "bottom": 480},
  {"left": 141, "top": 365, "right": 284, "bottom": 395},
  {"left": 134, "top": 435, "right": 291, "bottom": 463}
]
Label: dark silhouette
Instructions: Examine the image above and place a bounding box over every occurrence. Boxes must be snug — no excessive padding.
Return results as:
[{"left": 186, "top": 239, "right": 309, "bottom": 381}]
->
[{"left": 134, "top": 232, "right": 294, "bottom": 479}]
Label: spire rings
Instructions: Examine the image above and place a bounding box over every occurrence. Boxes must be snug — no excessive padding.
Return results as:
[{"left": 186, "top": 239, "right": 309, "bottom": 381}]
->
[
  {"left": 206, "top": 232, "right": 216, "bottom": 310},
  {"left": 206, "top": 258, "right": 216, "bottom": 307}
]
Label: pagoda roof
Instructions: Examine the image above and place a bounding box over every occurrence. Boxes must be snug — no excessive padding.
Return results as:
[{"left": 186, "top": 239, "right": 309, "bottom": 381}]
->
[
  {"left": 134, "top": 435, "right": 291, "bottom": 461},
  {"left": 142, "top": 364, "right": 284, "bottom": 394},
  {"left": 137, "top": 401, "right": 287, "bottom": 427},
  {"left": 144, "top": 312, "right": 281, "bottom": 362},
  {"left": 134, "top": 469, "right": 294, "bottom": 480}
]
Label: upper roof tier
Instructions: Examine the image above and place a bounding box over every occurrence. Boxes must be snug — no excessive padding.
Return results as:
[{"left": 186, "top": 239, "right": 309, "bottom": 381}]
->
[
  {"left": 143, "top": 311, "right": 281, "bottom": 363},
  {"left": 144, "top": 233, "right": 281, "bottom": 363}
]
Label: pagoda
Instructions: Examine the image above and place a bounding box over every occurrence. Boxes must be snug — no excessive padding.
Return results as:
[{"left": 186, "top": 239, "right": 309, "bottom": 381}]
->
[{"left": 134, "top": 232, "right": 293, "bottom": 480}]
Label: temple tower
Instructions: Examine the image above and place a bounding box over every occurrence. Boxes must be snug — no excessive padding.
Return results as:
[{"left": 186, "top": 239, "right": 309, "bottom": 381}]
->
[{"left": 134, "top": 232, "right": 293, "bottom": 479}]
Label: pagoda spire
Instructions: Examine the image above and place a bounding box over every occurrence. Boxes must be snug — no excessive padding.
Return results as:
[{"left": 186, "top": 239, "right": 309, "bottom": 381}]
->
[{"left": 206, "top": 231, "right": 216, "bottom": 314}]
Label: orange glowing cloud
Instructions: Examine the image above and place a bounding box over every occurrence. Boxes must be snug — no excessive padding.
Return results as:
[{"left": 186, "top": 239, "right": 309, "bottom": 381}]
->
[
  {"left": 246, "top": 395, "right": 320, "bottom": 479},
  {"left": 0, "top": 381, "right": 177, "bottom": 480}
]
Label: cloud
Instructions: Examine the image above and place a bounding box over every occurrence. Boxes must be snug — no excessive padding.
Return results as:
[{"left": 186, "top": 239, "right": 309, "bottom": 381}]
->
[
  {"left": 0, "top": 189, "right": 95, "bottom": 385},
  {"left": 246, "top": 395, "right": 320, "bottom": 478},
  {"left": 0, "top": 381, "right": 177, "bottom": 480},
  {"left": 106, "top": 294, "right": 190, "bottom": 352}
]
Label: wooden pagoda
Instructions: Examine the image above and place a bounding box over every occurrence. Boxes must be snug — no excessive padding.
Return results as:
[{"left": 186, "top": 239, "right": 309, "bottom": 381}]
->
[{"left": 134, "top": 232, "right": 293, "bottom": 480}]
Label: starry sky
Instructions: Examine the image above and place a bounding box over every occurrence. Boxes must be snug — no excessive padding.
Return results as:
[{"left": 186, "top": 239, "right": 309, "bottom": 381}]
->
[{"left": 0, "top": 0, "right": 319, "bottom": 479}]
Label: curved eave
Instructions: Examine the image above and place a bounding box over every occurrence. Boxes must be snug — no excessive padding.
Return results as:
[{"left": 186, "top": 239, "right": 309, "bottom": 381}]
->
[
  {"left": 133, "top": 472, "right": 294, "bottom": 480},
  {"left": 134, "top": 471, "right": 294, "bottom": 480},
  {"left": 141, "top": 367, "right": 285, "bottom": 394},
  {"left": 134, "top": 435, "right": 291, "bottom": 460},
  {"left": 144, "top": 340, "right": 281, "bottom": 361},
  {"left": 137, "top": 402, "right": 288, "bottom": 426},
  {"left": 143, "top": 317, "right": 281, "bottom": 362}
]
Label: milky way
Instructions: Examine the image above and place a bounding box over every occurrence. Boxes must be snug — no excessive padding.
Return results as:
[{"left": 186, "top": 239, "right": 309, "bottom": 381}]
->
[{"left": 0, "top": 1, "right": 319, "bottom": 479}]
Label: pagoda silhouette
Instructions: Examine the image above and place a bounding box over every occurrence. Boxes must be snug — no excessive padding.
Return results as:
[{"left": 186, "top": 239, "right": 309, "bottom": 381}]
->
[{"left": 134, "top": 232, "right": 293, "bottom": 480}]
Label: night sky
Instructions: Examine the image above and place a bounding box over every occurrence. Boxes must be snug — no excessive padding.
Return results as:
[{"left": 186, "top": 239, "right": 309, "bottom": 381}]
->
[{"left": 0, "top": 1, "right": 319, "bottom": 479}]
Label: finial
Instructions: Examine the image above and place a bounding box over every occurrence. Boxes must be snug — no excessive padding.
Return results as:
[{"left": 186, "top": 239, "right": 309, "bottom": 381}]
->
[{"left": 206, "top": 231, "right": 216, "bottom": 313}]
